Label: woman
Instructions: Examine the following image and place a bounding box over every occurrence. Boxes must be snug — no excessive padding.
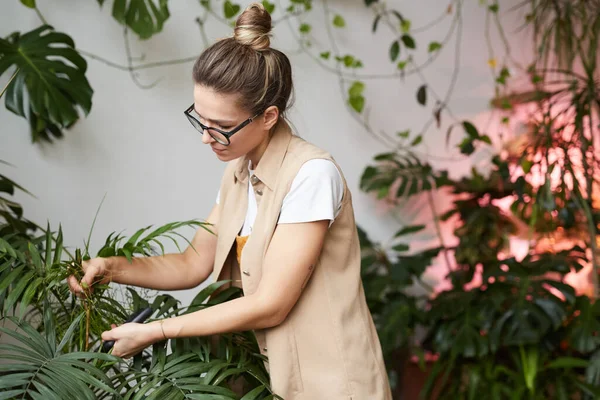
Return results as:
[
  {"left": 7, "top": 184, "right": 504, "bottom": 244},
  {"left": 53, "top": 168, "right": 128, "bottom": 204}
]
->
[{"left": 68, "top": 3, "right": 392, "bottom": 399}]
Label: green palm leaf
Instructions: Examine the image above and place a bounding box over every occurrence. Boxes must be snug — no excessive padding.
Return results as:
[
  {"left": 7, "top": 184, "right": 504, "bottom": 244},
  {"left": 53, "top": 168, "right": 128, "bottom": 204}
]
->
[
  {"left": 0, "top": 317, "right": 119, "bottom": 399},
  {"left": 0, "top": 25, "right": 93, "bottom": 142}
]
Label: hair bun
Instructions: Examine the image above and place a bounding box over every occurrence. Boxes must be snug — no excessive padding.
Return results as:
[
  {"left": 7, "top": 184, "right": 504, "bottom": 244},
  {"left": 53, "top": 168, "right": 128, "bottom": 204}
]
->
[{"left": 234, "top": 2, "right": 272, "bottom": 51}]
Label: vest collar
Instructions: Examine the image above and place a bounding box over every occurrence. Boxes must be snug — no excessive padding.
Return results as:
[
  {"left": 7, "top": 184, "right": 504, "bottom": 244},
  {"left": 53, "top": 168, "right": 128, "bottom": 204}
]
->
[{"left": 233, "top": 120, "right": 293, "bottom": 191}]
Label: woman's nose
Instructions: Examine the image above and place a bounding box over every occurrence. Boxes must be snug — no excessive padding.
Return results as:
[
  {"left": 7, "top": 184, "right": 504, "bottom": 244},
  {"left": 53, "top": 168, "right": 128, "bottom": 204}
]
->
[{"left": 201, "top": 129, "right": 215, "bottom": 144}]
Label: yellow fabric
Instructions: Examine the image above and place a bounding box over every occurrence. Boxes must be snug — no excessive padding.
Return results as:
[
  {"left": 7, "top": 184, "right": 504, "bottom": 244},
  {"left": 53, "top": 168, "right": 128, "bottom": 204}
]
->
[{"left": 235, "top": 235, "right": 249, "bottom": 265}]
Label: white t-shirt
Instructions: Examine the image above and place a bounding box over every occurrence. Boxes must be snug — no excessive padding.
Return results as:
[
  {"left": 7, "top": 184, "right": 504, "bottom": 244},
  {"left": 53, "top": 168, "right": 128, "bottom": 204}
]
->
[{"left": 216, "top": 159, "right": 344, "bottom": 236}]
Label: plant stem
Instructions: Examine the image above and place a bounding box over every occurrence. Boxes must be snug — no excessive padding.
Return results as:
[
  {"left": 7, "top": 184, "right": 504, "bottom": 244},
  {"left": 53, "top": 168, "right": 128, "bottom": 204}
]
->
[
  {"left": 427, "top": 189, "right": 453, "bottom": 274},
  {"left": 35, "top": 7, "right": 47, "bottom": 25},
  {"left": 0, "top": 68, "right": 19, "bottom": 99},
  {"left": 85, "top": 301, "right": 90, "bottom": 351}
]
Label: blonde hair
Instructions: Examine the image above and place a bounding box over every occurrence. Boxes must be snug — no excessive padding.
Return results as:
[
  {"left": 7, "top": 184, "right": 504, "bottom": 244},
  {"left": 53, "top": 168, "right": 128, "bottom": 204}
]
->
[{"left": 192, "top": 3, "right": 294, "bottom": 119}]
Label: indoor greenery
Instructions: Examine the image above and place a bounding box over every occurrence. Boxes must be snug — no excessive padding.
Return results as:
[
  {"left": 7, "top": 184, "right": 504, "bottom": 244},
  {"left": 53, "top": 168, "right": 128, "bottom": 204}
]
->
[
  {"left": 358, "top": 0, "right": 600, "bottom": 398},
  {"left": 0, "top": 170, "right": 278, "bottom": 399}
]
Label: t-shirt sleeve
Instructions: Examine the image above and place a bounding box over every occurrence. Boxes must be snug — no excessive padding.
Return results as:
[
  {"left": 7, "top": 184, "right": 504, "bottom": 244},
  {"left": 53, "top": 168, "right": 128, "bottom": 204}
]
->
[{"left": 278, "top": 159, "right": 344, "bottom": 225}]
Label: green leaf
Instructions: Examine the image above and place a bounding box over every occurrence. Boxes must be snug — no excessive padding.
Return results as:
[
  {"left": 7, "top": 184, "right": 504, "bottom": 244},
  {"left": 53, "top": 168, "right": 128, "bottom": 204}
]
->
[
  {"left": 546, "top": 357, "right": 589, "bottom": 369},
  {"left": 462, "top": 121, "right": 479, "bottom": 138},
  {"left": 319, "top": 51, "right": 331, "bottom": 60},
  {"left": 348, "top": 81, "right": 365, "bottom": 97},
  {"left": 521, "top": 159, "right": 533, "bottom": 174},
  {"left": 489, "top": 3, "right": 499, "bottom": 13},
  {"left": 410, "top": 135, "right": 423, "bottom": 146},
  {"left": 389, "top": 41, "right": 400, "bottom": 61},
  {"left": 392, "top": 243, "right": 410, "bottom": 252},
  {"left": 417, "top": 85, "right": 427, "bottom": 106},
  {"left": 401, "top": 19, "right": 411, "bottom": 33},
  {"left": 397, "top": 60, "right": 408, "bottom": 70},
  {"left": 365, "top": 0, "right": 378, "bottom": 5},
  {"left": 348, "top": 81, "right": 365, "bottom": 113},
  {"left": 333, "top": 14, "right": 346, "bottom": 28},
  {"left": 397, "top": 130, "right": 410, "bottom": 138},
  {"left": 299, "top": 23, "right": 311, "bottom": 34},
  {"left": 0, "top": 26, "right": 93, "bottom": 142},
  {"left": 349, "top": 95, "right": 365, "bottom": 113},
  {"left": 372, "top": 15, "right": 381, "bottom": 32},
  {"left": 240, "top": 385, "right": 268, "bottom": 399},
  {"left": 223, "top": 1, "right": 241, "bottom": 19},
  {"left": 479, "top": 134, "right": 492, "bottom": 144},
  {"left": 20, "top": 0, "right": 36, "bottom": 8},
  {"left": 108, "top": 0, "right": 171, "bottom": 40},
  {"left": 401, "top": 34, "right": 416, "bottom": 49},
  {"left": 261, "top": 0, "right": 275, "bottom": 14},
  {"left": 428, "top": 41, "right": 442, "bottom": 52},
  {"left": 394, "top": 224, "right": 426, "bottom": 237}
]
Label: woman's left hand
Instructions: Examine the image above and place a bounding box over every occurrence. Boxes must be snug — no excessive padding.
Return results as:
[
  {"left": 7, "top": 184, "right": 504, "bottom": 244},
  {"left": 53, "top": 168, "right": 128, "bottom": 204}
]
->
[{"left": 101, "top": 321, "right": 164, "bottom": 359}]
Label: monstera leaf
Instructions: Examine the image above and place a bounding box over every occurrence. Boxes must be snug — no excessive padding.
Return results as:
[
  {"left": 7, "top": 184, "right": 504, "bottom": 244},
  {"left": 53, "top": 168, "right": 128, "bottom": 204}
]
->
[
  {"left": 0, "top": 25, "right": 93, "bottom": 142},
  {"left": 98, "top": 0, "right": 170, "bottom": 40}
]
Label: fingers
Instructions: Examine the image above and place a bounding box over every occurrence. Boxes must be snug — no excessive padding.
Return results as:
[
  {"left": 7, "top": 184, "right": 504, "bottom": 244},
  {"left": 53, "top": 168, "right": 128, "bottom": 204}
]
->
[
  {"left": 80, "top": 264, "right": 99, "bottom": 288},
  {"left": 67, "top": 275, "right": 83, "bottom": 294},
  {"left": 101, "top": 327, "right": 116, "bottom": 341}
]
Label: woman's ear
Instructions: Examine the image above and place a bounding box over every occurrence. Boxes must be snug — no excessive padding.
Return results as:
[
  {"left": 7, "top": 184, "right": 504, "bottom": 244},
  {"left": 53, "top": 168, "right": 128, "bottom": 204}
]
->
[{"left": 262, "top": 105, "right": 279, "bottom": 131}]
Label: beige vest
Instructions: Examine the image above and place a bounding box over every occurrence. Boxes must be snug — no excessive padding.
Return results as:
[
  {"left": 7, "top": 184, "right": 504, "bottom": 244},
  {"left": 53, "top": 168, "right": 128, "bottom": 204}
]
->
[{"left": 213, "top": 121, "right": 392, "bottom": 400}]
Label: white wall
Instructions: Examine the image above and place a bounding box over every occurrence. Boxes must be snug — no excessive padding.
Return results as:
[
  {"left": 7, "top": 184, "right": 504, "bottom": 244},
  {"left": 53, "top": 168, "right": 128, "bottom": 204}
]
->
[{"left": 0, "top": 0, "right": 528, "bottom": 304}]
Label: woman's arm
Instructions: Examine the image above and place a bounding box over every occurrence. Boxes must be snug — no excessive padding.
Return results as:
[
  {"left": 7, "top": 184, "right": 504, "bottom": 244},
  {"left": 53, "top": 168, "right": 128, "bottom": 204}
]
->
[
  {"left": 101, "top": 219, "right": 328, "bottom": 357},
  {"left": 69, "top": 205, "right": 220, "bottom": 293}
]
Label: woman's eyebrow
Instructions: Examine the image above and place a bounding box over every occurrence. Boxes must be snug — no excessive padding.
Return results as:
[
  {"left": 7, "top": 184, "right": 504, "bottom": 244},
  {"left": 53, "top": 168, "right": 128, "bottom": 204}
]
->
[{"left": 194, "top": 108, "right": 236, "bottom": 125}]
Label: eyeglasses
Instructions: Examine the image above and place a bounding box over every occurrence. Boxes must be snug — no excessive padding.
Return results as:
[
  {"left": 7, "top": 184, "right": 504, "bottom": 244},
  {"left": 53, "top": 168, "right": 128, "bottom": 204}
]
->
[{"left": 184, "top": 104, "right": 262, "bottom": 146}]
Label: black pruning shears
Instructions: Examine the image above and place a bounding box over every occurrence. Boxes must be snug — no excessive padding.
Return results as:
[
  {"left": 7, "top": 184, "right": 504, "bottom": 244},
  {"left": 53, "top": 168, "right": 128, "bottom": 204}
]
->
[{"left": 101, "top": 306, "right": 154, "bottom": 353}]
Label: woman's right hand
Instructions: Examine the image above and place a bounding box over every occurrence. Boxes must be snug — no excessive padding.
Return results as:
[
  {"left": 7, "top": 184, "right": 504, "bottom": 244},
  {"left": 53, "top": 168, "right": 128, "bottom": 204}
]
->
[{"left": 67, "top": 257, "right": 111, "bottom": 298}]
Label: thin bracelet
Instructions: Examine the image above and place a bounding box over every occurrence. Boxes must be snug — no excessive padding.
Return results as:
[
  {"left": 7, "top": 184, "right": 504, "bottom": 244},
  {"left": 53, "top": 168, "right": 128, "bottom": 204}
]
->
[{"left": 159, "top": 320, "right": 167, "bottom": 340}]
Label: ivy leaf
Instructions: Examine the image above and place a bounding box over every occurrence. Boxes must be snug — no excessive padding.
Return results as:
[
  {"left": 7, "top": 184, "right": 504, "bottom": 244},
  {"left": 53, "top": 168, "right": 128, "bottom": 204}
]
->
[
  {"left": 479, "top": 135, "right": 492, "bottom": 144},
  {"left": 349, "top": 96, "right": 365, "bottom": 113},
  {"left": 489, "top": 4, "right": 499, "bottom": 13},
  {"left": 397, "top": 60, "right": 408, "bottom": 70},
  {"left": 417, "top": 85, "right": 427, "bottom": 106},
  {"left": 389, "top": 41, "right": 400, "bottom": 61},
  {"left": 411, "top": 135, "right": 423, "bottom": 146},
  {"left": 462, "top": 121, "right": 480, "bottom": 139},
  {"left": 0, "top": 26, "right": 93, "bottom": 142},
  {"left": 395, "top": 224, "right": 426, "bottom": 237},
  {"left": 20, "top": 0, "right": 36, "bottom": 8},
  {"left": 299, "top": 23, "right": 311, "bottom": 34},
  {"left": 496, "top": 66, "right": 511, "bottom": 85},
  {"left": 459, "top": 138, "right": 475, "bottom": 155},
  {"left": 349, "top": 81, "right": 365, "bottom": 97},
  {"left": 320, "top": 51, "right": 331, "bottom": 60},
  {"left": 428, "top": 41, "right": 442, "bottom": 52},
  {"left": 397, "top": 130, "right": 410, "bottom": 138},
  {"left": 401, "top": 19, "right": 411, "bottom": 33},
  {"left": 365, "top": 0, "right": 378, "bottom": 5},
  {"left": 401, "top": 34, "right": 416, "bottom": 49},
  {"left": 333, "top": 15, "right": 346, "bottom": 28},
  {"left": 372, "top": 15, "right": 381, "bottom": 32},
  {"left": 348, "top": 81, "right": 365, "bottom": 113},
  {"left": 108, "top": 0, "right": 171, "bottom": 40},
  {"left": 392, "top": 243, "right": 410, "bottom": 252},
  {"left": 262, "top": 0, "right": 275, "bottom": 14},
  {"left": 223, "top": 0, "right": 241, "bottom": 19}
]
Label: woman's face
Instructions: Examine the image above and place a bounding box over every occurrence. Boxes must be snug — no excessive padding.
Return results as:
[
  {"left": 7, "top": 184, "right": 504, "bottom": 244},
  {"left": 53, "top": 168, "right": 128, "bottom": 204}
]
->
[{"left": 192, "top": 84, "right": 273, "bottom": 162}]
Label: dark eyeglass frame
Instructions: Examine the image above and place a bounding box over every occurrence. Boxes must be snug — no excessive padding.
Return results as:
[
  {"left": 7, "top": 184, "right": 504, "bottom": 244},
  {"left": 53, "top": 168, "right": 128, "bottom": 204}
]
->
[{"left": 184, "top": 104, "right": 262, "bottom": 146}]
